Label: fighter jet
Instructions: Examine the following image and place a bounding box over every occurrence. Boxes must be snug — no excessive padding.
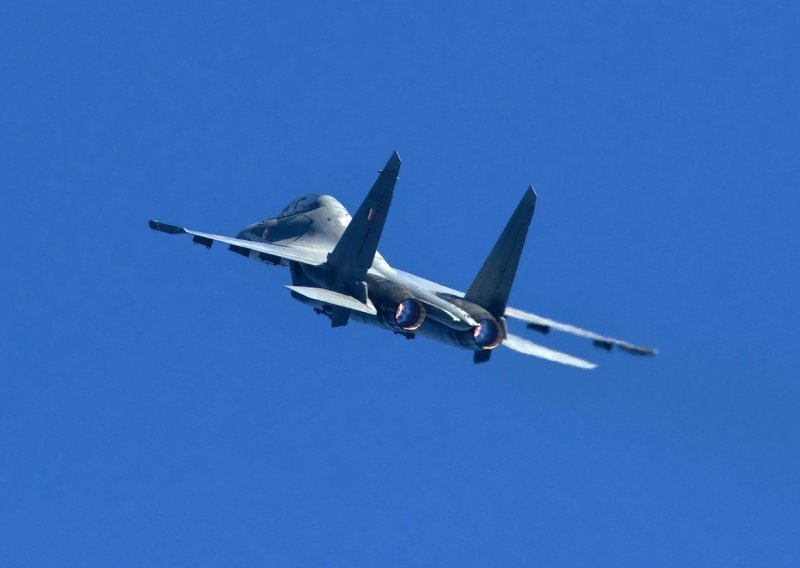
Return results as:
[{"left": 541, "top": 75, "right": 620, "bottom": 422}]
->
[{"left": 149, "top": 152, "right": 656, "bottom": 369}]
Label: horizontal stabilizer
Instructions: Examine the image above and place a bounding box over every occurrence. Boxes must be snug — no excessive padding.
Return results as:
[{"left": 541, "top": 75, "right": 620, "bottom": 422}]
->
[
  {"left": 285, "top": 286, "right": 377, "bottom": 315},
  {"left": 503, "top": 333, "right": 597, "bottom": 370}
]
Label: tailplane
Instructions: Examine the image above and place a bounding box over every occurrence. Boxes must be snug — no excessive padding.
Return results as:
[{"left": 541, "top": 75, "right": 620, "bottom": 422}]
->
[{"left": 465, "top": 187, "right": 537, "bottom": 317}]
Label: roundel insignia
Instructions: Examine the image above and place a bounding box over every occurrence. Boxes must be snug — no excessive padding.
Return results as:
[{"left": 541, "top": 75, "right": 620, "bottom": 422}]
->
[{"left": 262, "top": 228, "right": 269, "bottom": 239}]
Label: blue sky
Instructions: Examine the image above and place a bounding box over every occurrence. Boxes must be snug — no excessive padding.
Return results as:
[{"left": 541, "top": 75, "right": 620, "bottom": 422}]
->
[{"left": 2, "top": 2, "right": 798, "bottom": 565}]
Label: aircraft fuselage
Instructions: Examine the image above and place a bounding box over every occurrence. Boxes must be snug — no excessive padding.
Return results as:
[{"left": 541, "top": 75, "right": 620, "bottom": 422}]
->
[{"left": 235, "top": 194, "right": 502, "bottom": 353}]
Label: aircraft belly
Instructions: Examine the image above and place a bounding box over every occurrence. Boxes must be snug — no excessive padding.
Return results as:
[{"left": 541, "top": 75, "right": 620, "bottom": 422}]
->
[
  {"left": 349, "top": 310, "right": 473, "bottom": 350},
  {"left": 410, "top": 319, "right": 474, "bottom": 349}
]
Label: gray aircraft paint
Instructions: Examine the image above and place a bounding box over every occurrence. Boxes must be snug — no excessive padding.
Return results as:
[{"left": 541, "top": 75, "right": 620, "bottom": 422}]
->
[{"left": 149, "top": 152, "right": 656, "bottom": 368}]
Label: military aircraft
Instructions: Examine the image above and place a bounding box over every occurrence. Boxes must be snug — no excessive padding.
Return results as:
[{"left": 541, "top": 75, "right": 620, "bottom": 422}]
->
[{"left": 149, "top": 152, "right": 655, "bottom": 369}]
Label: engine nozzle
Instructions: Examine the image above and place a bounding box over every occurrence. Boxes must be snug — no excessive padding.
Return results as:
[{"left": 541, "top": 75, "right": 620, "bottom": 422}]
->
[
  {"left": 394, "top": 299, "right": 426, "bottom": 331},
  {"left": 472, "top": 318, "right": 504, "bottom": 350}
]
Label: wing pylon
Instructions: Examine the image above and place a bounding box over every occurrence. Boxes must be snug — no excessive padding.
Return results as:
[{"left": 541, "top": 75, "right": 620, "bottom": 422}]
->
[
  {"left": 148, "top": 220, "right": 328, "bottom": 266},
  {"left": 505, "top": 307, "right": 657, "bottom": 357}
]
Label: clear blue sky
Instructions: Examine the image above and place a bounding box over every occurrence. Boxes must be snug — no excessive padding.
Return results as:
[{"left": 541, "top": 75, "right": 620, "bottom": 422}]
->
[{"left": 2, "top": 2, "right": 798, "bottom": 566}]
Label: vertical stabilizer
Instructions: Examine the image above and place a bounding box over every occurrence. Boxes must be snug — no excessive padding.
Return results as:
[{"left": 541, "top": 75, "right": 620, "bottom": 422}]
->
[
  {"left": 465, "top": 187, "right": 537, "bottom": 317},
  {"left": 327, "top": 151, "right": 401, "bottom": 283}
]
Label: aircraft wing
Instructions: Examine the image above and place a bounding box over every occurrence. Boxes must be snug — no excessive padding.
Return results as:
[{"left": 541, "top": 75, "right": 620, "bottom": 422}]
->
[
  {"left": 149, "top": 220, "right": 329, "bottom": 266},
  {"left": 393, "top": 268, "right": 656, "bottom": 357},
  {"left": 503, "top": 306, "right": 657, "bottom": 356}
]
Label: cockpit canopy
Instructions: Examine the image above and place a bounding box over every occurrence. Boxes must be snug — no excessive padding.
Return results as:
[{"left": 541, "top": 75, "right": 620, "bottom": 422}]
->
[
  {"left": 278, "top": 193, "right": 323, "bottom": 218},
  {"left": 276, "top": 193, "right": 348, "bottom": 219}
]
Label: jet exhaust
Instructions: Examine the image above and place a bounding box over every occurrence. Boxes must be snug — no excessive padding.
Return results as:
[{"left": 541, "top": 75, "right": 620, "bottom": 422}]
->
[
  {"left": 370, "top": 277, "right": 427, "bottom": 331},
  {"left": 394, "top": 299, "right": 426, "bottom": 331},
  {"left": 437, "top": 295, "right": 506, "bottom": 350},
  {"left": 472, "top": 318, "right": 503, "bottom": 350}
]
